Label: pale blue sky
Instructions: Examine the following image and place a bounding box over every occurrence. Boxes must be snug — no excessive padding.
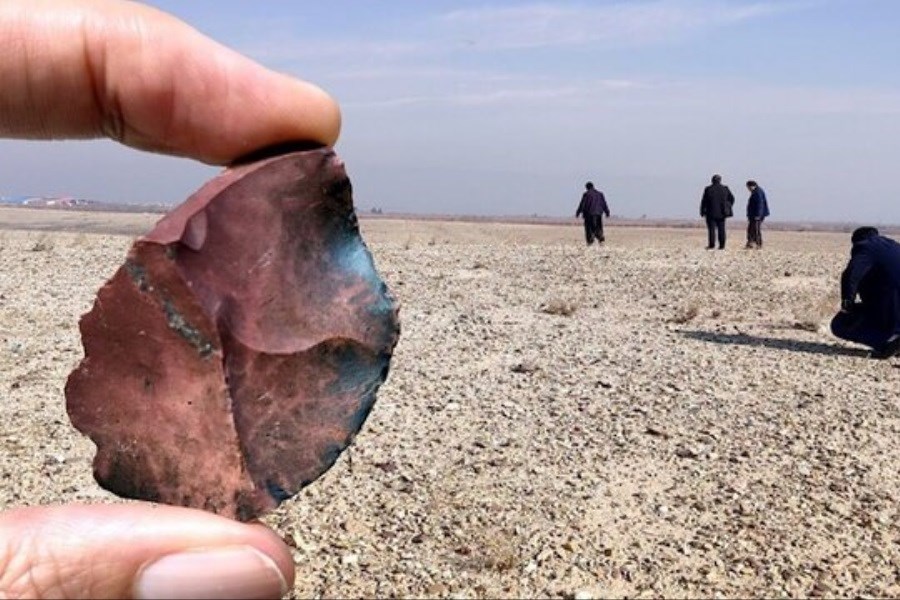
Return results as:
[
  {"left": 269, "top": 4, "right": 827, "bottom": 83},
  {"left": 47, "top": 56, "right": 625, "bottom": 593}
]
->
[{"left": 2, "top": 0, "right": 899, "bottom": 223}]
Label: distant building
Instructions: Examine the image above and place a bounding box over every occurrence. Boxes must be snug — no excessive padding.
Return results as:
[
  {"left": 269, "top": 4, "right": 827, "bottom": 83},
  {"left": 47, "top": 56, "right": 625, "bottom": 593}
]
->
[{"left": 1, "top": 195, "right": 92, "bottom": 208}]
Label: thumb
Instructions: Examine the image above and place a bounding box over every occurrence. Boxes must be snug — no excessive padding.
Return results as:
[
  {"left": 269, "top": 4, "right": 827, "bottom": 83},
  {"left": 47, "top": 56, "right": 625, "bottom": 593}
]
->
[{"left": 0, "top": 503, "right": 294, "bottom": 599}]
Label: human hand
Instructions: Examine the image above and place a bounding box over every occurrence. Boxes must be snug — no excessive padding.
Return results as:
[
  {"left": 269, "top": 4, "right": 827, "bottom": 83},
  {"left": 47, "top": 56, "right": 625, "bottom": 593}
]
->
[{"left": 0, "top": 1, "right": 342, "bottom": 597}]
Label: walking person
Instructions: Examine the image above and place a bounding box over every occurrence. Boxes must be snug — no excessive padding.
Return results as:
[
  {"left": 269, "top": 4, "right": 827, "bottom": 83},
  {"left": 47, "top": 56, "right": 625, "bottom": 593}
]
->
[
  {"left": 699, "top": 174, "right": 735, "bottom": 249},
  {"left": 830, "top": 227, "right": 900, "bottom": 359},
  {"left": 575, "top": 181, "right": 610, "bottom": 246},
  {"left": 745, "top": 180, "right": 770, "bottom": 249}
]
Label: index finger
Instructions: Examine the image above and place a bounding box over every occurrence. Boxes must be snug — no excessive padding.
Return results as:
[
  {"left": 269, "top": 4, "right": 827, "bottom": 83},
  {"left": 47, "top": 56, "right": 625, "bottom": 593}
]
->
[{"left": 0, "top": 0, "right": 340, "bottom": 164}]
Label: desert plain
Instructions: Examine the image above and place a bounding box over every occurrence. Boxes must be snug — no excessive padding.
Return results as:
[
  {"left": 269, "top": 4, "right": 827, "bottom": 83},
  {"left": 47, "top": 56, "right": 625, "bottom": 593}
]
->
[{"left": 0, "top": 206, "right": 898, "bottom": 599}]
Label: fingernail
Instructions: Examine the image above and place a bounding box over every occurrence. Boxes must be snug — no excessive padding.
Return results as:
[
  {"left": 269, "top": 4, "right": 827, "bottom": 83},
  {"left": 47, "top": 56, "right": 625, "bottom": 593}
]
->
[{"left": 135, "top": 545, "right": 287, "bottom": 600}]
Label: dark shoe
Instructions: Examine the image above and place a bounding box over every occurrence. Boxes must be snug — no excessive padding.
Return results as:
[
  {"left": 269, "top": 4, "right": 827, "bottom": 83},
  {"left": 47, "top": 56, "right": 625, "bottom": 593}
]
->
[
  {"left": 706, "top": 246, "right": 715, "bottom": 250},
  {"left": 871, "top": 334, "right": 900, "bottom": 359}
]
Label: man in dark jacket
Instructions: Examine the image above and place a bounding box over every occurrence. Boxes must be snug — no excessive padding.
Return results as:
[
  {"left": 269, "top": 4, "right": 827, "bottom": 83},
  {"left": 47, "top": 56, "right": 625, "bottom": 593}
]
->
[
  {"left": 744, "top": 180, "right": 770, "bottom": 249},
  {"left": 830, "top": 227, "right": 900, "bottom": 359},
  {"left": 576, "top": 181, "right": 610, "bottom": 246},
  {"left": 699, "top": 174, "right": 735, "bottom": 249}
]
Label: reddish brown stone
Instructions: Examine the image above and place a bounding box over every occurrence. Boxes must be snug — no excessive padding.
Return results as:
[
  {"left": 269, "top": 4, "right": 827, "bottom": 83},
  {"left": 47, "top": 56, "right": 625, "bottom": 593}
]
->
[{"left": 65, "top": 148, "right": 400, "bottom": 520}]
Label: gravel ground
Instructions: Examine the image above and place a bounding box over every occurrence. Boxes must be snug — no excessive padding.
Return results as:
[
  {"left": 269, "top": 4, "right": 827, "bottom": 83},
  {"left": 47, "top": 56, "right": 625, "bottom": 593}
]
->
[{"left": 1, "top": 213, "right": 898, "bottom": 598}]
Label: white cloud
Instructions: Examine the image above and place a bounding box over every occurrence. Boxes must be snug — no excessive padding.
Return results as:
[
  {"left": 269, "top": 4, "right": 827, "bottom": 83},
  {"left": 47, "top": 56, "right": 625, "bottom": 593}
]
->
[
  {"left": 437, "top": 0, "right": 815, "bottom": 50},
  {"left": 449, "top": 86, "right": 582, "bottom": 106},
  {"left": 342, "top": 96, "right": 434, "bottom": 109},
  {"left": 341, "top": 70, "right": 900, "bottom": 118},
  {"left": 622, "top": 79, "right": 900, "bottom": 116},
  {"left": 343, "top": 85, "right": 581, "bottom": 109},
  {"left": 242, "top": 0, "right": 816, "bottom": 68},
  {"left": 327, "top": 66, "right": 541, "bottom": 84},
  {"left": 242, "top": 37, "right": 425, "bottom": 66}
]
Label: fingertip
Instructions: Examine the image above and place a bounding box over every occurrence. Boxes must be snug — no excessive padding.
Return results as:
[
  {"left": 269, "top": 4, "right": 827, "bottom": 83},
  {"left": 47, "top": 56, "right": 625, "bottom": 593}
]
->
[
  {"left": 296, "top": 79, "right": 342, "bottom": 147},
  {"left": 244, "top": 522, "right": 297, "bottom": 591},
  {"left": 268, "top": 74, "right": 341, "bottom": 150},
  {"left": 134, "top": 545, "right": 289, "bottom": 600}
]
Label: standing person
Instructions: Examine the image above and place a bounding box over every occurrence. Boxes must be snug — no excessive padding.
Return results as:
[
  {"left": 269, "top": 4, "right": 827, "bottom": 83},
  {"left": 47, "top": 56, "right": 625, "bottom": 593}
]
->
[
  {"left": 745, "top": 180, "right": 770, "bottom": 249},
  {"left": 699, "top": 174, "right": 735, "bottom": 249},
  {"left": 575, "top": 181, "right": 611, "bottom": 246},
  {"left": 830, "top": 227, "right": 900, "bottom": 359}
]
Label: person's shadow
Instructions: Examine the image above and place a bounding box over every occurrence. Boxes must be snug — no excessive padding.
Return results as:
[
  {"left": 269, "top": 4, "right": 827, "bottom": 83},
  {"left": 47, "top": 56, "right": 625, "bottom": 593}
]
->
[{"left": 680, "top": 330, "right": 869, "bottom": 358}]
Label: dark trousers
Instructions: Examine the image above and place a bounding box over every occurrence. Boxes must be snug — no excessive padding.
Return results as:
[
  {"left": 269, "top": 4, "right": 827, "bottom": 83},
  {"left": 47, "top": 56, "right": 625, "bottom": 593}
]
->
[
  {"left": 705, "top": 218, "right": 726, "bottom": 249},
  {"left": 831, "top": 306, "right": 897, "bottom": 350},
  {"left": 746, "top": 218, "right": 764, "bottom": 247},
  {"left": 583, "top": 214, "right": 605, "bottom": 245}
]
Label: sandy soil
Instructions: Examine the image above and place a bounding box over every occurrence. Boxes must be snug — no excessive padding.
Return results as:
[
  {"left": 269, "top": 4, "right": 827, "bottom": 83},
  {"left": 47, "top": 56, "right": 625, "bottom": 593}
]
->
[{"left": 1, "top": 209, "right": 898, "bottom": 598}]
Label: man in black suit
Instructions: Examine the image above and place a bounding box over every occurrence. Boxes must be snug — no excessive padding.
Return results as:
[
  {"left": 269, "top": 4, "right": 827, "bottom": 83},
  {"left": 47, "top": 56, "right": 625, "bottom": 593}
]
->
[
  {"left": 699, "top": 174, "right": 735, "bottom": 249},
  {"left": 831, "top": 227, "right": 900, "bottom": 359}
]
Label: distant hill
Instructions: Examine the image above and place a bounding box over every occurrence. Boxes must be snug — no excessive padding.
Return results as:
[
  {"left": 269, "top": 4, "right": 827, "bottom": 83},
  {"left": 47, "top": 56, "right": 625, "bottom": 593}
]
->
[
  {"left": 359, "top": 211, "right": 900, "bottom": 235},
  {"left": 2, "top": 198, "right": 897, "bottom": 235}
]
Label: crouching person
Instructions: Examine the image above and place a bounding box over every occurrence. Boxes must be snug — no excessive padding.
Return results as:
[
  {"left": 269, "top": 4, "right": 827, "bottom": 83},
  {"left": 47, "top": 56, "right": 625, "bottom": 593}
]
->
[{"left": 831, "top": 227, "right": 900, "bottom": 359}]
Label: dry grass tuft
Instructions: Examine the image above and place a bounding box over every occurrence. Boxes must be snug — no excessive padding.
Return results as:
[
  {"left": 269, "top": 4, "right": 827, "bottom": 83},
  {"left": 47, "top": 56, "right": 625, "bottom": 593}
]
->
[
  {"left": 30, "top": 235, "right": 53, "bottom": 252},
  {"left": 791, "top": 320, "right": 820, "bottom": 332},
  {"left": 454, "top": 528, "right": 520, "bottom": 573},
  {"left": 479, "top": 533, "right": 519, "bottom": 573},
  {"left": 540, "top": 299, "right": 577, "bottom": 316},
  {"left": 669, "top": 304, "right": 699, "bottom": 324},
  {"left": 792, "top": 290, "right": 840, "bottom": 332}
]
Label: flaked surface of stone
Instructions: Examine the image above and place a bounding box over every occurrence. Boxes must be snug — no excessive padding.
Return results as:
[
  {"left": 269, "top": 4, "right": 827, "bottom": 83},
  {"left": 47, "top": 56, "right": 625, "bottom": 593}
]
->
[{"left": 64, "top": 148, "right": 400, "bottom": 520}]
